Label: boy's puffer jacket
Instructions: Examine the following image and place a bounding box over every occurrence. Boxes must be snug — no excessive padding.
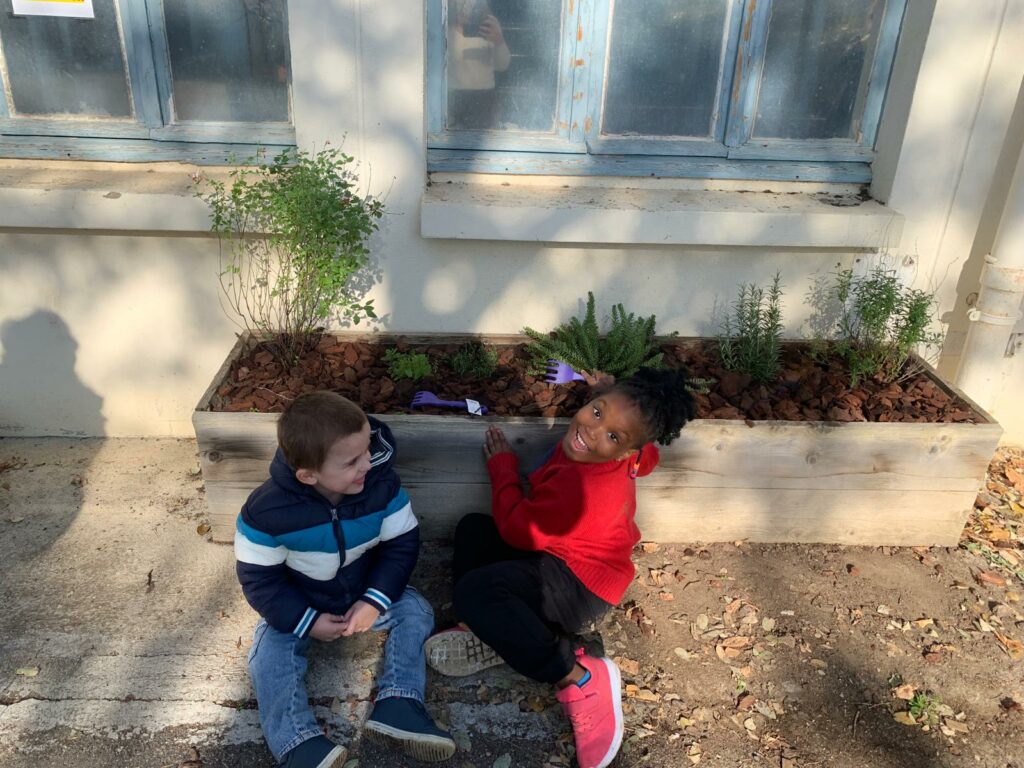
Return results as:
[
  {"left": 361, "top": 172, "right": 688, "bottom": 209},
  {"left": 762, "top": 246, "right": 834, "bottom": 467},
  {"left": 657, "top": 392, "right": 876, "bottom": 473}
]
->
[{"left": 234, "top": 418, "right": 419, "bottom": 638}]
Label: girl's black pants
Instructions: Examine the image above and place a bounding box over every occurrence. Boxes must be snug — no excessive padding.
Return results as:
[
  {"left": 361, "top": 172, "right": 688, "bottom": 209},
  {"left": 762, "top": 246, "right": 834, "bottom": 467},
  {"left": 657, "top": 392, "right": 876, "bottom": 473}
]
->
[{"left": 452, "top": 513, "right": 611, "bottom": 684}]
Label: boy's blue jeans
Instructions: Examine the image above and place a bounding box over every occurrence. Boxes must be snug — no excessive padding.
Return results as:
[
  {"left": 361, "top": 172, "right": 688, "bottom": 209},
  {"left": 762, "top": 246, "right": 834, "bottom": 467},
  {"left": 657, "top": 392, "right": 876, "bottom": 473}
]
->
[{"left": 247, "top": 586, "right": 434, "bottom": 762}]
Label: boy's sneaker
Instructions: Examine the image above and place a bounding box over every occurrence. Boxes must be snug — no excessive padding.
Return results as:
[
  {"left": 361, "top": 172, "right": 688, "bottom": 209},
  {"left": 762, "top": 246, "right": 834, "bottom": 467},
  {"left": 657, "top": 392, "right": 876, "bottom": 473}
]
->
[
  {"left": 363, "top": 696, "right": 457, "bottom": 762},
  {"left": 425, "top": 626, "right": 503, "bottom": 676},
  {"left": 280, "top": 735, "right": 347, "bottom": 768},
  {"left": 555, "top": 651, "right": 624, "bottom": 768}
]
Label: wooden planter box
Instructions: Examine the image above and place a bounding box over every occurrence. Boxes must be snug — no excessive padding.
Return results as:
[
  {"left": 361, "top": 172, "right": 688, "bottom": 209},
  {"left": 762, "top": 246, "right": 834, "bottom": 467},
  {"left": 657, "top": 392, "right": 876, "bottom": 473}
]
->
[{"left": 194, "top": 333, "right": 1002, "bottom": 547}]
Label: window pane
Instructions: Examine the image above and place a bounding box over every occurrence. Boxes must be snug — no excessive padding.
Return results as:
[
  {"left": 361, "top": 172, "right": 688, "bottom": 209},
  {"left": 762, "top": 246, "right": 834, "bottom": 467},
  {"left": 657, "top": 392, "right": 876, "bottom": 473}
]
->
[
  {"left": 446, "top": 0, "right": 562, "bottom": 132},
  {"left": 164, "top": 0, "right": 290, "bottom": 123},
  {"left": 754, "top": 0, "right": 885, "bottom": 140},
  {"left": 0, "top": 0, "right": 131, "bottom": 118},
  {"left": 602, "top": 0, "right": 728, "bottom": 138}
]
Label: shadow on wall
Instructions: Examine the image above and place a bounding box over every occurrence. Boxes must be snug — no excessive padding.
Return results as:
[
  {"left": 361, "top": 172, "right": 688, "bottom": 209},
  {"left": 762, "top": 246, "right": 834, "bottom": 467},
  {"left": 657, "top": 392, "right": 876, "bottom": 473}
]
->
[{"left": 0, "top": 310, "right": 105, "bottom": 437}]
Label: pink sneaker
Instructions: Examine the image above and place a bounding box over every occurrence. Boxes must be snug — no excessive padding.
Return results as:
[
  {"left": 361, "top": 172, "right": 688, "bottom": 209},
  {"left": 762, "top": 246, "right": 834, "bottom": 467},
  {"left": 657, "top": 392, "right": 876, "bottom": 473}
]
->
[{"left": 555, "top": 651, "right": 624, "bottom": 768}]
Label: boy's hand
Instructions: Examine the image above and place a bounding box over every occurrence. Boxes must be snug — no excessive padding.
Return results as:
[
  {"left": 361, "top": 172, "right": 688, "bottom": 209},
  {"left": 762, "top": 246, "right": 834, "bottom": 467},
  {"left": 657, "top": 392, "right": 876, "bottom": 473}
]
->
[
  {"left": 483, "top": 426, "right": 514, "bottom": 460},
  {"left": 309, "top": 613, "right": 348, "bottom": 642},
  {"left": 340, "top": 600, "right": 381, "bottom": 636}
]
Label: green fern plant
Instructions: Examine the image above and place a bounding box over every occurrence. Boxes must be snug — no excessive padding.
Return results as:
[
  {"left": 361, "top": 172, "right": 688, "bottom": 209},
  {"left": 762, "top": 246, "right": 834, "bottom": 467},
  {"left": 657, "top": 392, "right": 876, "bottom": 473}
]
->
[
  {"left": 523, "top": 292, "right": 665, "bottom": 380},
  {"left": 382, "top": 348, "right": 432, "bottom": 382},
  {"left": 718, "top": 272, "right": 784, "bottom": 384}
]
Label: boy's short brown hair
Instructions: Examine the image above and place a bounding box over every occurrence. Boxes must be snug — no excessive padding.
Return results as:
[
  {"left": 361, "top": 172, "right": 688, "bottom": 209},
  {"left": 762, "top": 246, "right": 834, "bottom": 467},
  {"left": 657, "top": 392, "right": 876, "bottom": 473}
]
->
[{"left": 277, "top": 391, "right": 368, "bottom": 471}]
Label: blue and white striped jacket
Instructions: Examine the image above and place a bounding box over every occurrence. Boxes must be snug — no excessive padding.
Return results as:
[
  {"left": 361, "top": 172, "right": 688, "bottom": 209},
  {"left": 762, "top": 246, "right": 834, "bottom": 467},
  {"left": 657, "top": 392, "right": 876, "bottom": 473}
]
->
[{"left": 234, "top": 418, "right": 419, "bottom": 638}]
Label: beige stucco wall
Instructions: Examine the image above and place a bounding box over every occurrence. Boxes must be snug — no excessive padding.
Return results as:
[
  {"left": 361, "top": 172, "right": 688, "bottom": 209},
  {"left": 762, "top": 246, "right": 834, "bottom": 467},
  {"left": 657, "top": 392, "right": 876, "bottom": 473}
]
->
[{"left": 1, "top": 0, "right": 1022, "bottom": 441}]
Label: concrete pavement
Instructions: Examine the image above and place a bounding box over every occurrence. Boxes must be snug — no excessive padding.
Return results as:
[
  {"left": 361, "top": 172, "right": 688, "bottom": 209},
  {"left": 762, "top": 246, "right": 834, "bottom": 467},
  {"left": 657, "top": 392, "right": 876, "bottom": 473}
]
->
[{"left": 0, "top": 438, "right": 560, "bottom": 767}]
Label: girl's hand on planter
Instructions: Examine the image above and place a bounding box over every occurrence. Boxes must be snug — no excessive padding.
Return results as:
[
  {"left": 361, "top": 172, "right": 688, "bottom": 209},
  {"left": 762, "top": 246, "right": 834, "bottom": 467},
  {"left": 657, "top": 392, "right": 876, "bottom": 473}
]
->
[
  {"left": 340, "top": 600, "right": 380, "bottom": 636},
  {"left": 309, "top": 612, "right": 348, "bottom": 641},
  {"left": 582, "top": 369, "right": 615, "bottom": 388},
  {"left": 483, "top": 426, "right": 514, "bottom": 460}
]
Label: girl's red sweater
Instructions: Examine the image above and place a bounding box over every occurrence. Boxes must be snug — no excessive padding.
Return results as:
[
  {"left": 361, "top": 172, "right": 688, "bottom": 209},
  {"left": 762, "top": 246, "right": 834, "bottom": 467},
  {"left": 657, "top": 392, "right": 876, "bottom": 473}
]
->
[{"left": 485, "top": 442, "right": 660, "bottom": 605}]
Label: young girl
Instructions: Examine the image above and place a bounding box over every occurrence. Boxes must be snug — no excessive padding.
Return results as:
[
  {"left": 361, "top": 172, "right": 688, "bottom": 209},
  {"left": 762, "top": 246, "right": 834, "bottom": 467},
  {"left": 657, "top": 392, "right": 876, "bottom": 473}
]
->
[{"left": 425, "top": 367, "right": 695, "bottom": 768}]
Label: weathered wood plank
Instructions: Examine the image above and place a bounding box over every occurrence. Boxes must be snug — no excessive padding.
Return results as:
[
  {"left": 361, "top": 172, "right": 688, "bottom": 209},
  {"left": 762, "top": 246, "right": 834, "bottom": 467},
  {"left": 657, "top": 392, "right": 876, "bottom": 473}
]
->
[
  {"left": 204, "top": 480, "right": 975, "bottom": 547},
  {"left": 195, "top": 410, "right": 999, "bottom": 492}
]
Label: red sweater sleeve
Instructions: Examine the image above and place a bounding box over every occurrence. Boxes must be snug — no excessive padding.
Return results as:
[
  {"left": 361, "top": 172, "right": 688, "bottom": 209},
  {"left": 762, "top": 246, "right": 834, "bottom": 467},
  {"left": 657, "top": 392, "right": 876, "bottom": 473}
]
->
[{"left": 486, "top": 452, "right": 583, "bottom": 550}]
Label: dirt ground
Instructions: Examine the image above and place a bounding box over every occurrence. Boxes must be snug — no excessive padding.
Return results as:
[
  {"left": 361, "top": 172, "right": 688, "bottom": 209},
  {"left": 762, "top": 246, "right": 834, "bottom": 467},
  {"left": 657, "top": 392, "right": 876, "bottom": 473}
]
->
[
  {"left": 417, "top": 453, "right": 1024, "bottom": 768},
  {"left": 1, "top": 441, "right": 1022, "bottom": 768}
]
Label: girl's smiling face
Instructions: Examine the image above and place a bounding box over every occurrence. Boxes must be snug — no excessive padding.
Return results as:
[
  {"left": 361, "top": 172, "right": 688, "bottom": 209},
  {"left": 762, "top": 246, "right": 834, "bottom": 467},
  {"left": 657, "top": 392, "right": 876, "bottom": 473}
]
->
[{"left": 562, "top": 391, "right": 644, "bottom": 464}]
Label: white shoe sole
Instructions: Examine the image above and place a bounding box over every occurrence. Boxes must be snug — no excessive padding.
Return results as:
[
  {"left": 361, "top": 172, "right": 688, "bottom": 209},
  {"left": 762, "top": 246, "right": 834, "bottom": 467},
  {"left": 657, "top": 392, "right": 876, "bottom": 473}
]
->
[
  {"left": 594, "top": 657, "right": 624, "bottom": 768},
  {"left": 315, "top": 744, "right": 348, "bottom": 768},
  {"left": 425, "top": 629, "right": 504, "bottom": 677},
  {"left": 363, "top": 720, "right": 457, "bottom": 762}
]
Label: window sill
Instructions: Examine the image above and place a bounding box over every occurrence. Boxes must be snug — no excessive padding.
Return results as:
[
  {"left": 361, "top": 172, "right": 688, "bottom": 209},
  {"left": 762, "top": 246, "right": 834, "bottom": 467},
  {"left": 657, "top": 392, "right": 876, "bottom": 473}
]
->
[
  {"left": 0, "top": 160, "right": 223, "bottom": 233},
  {"left": 421, "top": 180, "right": 904, "bottom": 249}
]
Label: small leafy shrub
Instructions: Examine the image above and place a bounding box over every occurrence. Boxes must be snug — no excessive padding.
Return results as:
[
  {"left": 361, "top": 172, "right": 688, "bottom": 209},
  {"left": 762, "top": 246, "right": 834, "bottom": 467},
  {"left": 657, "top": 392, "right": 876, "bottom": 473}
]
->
[
  {"left": 449, "top": 342, "right": 498, "bottom": 380},
  {"left": 383, "top": 349, "right": 432, "bottom": 382},
  {"left": 195, "top": 146, "right": 383, "bottom": 365},
  {"left": 717, "top": 272, "right": 784, "bottom": 384},
  {"left": 523, "top": 292, "right": 664, "bottom": 380},
  {"left": 827, "top": 266, "right": 942, "bottom": 386}
]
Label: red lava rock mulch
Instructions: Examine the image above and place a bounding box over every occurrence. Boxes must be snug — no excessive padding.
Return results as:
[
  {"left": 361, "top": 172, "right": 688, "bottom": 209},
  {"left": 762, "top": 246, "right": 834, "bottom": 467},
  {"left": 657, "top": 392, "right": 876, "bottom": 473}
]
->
[{"left": 207, "top": 337, "right": 981, "bottom": 425}]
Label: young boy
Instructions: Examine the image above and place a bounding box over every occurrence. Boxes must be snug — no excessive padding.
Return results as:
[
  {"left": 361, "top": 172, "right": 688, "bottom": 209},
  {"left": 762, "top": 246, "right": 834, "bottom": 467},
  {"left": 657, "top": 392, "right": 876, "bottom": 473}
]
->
[{"left": 235, "top": 391, "right": 455, "bottom": 767}]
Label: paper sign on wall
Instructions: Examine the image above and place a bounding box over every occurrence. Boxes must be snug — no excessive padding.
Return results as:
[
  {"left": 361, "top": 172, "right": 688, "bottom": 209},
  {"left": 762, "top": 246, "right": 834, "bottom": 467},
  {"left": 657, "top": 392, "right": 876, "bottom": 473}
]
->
[{"left": 11, "top": 0, "right": 95, "bottom": 19}]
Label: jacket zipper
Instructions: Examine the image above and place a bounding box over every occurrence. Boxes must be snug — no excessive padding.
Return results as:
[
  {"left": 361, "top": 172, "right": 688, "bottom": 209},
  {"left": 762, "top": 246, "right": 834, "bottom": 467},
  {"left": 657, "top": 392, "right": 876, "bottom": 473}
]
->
[{"left": 329, "top": 507, "right": 343, "bottom": 553}]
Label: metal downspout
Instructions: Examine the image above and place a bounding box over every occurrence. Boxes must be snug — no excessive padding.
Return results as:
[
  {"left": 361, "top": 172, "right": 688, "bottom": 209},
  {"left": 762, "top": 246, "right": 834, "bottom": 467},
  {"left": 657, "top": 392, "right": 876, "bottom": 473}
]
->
[{"left": 955, "top": 142, "right": 1024, "bottom": 409}]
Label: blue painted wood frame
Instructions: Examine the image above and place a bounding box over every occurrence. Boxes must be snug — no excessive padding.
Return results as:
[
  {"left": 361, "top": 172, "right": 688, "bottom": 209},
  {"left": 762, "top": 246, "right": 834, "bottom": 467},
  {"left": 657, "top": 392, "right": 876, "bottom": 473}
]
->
[
  {"left": 724, "top": 0, "right": 906, "bottom": 162},
  {"left": 427, "top": 147, "right": 871, "bottom": 183},
  {"left": 724, "top": 0, "right": 771, "bottom": 149},
  {"left": 0, "top": 0, "right": 295, "bottom": 162},
  {"left": 0, "top": 0, "right": 150, "bottom": 138},
  {"left": 122, "top": 0, "right": 164, "bottom": 128},
  {"left": 0, "top": 134, "right": 288, "bottom": 164},
  {"left": 583, "top": 0, "right": 743, "bottom": 158},
  {"left": 860, "top": 0, "right": 907, "bottom": 148},
  {"left": 425, "top": 0, "right": 585, "bottom": 153},
  {"left": 140, "top": 0, "right": 295, "bottom": 146},
  {"left": 426, "top": 0, "right": 905, "bottom": 177},
  {"left": 0, "top": 32, "right": 9, "bottom": 120},
  {"left": 425, "top": 0, "right": 447, "bottom": 138}
]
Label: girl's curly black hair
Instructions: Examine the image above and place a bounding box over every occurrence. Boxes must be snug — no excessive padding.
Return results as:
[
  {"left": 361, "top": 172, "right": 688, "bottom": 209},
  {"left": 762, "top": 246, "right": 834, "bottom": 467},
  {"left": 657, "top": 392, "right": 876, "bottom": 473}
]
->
[{"left": 610, "top": 367, "right": 697, "bottom": 447}]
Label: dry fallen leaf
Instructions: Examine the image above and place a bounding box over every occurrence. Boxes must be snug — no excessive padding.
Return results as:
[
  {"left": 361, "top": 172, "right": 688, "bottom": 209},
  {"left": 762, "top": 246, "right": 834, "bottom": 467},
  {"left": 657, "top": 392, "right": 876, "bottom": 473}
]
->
[
  {"left": 893, "top": 683, "right": 917, "bottom": 700},
  {"left": 687, "top": 743, "right": 702, "bottom": 765},
  {"left": 196, "top": 523, "right": 211, "bottom": 536},
  {"left": 15, "top": 666, "right": 39, "bottom": 677},
  {"left": 716, "top": 644, "right": 743, "bottom": 662},
  {"left": 995, "top": 632, "right": 1024, "bottom": 660},
  {"left": 641, "top": 542, "right": 660, "bottom": 553},
  {"left": 736, "top": 692, "right": 756, "bottom": 711},
  {"left": 615, "top": 656, "right": 640, "bottom": 676},
  {"left": 721, "top": 636, "right": 751, "bottom": 649},
  {"left": 975, "top": 570, "right": 1008, "bottom": 588},
  {"left": 893, "top": 711, "right": 917, "bottom": 726}
]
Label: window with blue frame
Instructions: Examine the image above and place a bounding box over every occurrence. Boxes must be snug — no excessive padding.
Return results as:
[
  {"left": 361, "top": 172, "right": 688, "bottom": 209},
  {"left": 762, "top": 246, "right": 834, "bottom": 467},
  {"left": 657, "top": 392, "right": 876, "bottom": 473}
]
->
[
  {"left": 426, "top": 0, "right": 906, "bottom": 182},
  {"left": 0, "top": 0, "right": 294, "bottom": 162}
]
